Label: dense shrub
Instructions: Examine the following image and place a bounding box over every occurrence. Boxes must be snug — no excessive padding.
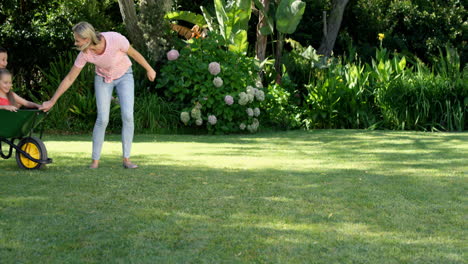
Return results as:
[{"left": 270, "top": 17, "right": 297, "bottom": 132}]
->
[
  {"left": 156, "top": 33, "right": 264, "bottom": 134},
  {"left": 375, "top": 73, "right": 467, "bottom": 131},
  {"left": 261, "top": 74, "right": 302, "bottom": 130},
  {"left": 265, "top": 44, "right": 467, "bottom": 131},
  {"left": 373, "top": 47, "right": 467, "bottom": 131}
]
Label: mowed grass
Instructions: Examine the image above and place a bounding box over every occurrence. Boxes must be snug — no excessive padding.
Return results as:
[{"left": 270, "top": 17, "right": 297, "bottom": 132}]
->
[{"left": 0, "top": 130, "right": 466, "bottom": 263}]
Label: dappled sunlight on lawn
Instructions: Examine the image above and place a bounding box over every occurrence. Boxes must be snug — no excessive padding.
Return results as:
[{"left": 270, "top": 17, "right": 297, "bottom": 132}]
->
[
  {"left": 1, "top": 130, "right": 466, "bottom": 262},
  {"left": 34, "top": 130, "right": 467, "bottom": 178}
]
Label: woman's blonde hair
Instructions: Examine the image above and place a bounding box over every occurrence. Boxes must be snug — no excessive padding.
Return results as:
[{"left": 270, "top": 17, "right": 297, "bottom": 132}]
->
[
  {"left": 72, "top": 21, "right": 101, "bottom": 51},
  {"left": 0, "top": 68, "right": 15, "bottom": 106}
]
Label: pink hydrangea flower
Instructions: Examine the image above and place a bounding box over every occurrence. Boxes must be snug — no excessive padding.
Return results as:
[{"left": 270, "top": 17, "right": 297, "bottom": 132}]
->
[
  {"left": 167, "top": 49, "right": 179, "bottom": 61},
  {"left": 224, "top": 95, "right": 234, "bottom": 105},
  {"left": 208, "top": 62, "right": 221, "bottom": 75},
  {"left": 208, "top": 115, "right": 217, "bottom": 125}
]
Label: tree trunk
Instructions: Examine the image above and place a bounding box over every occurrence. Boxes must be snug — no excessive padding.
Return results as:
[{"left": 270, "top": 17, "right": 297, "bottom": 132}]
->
[
  {"left": 255, "top": 0, "right": 270, "bottom": 83},
  {"left": 255, "top": 0, "right": 269, "bottom": 62},
  {"left": 117, "top": 0, "right": 145, "bottom": 50},
  {"left": 274, "top": 32, "right": 284, "bottom": 84},
  {"left": 318, "top": 0, "right": 349, "bottom": 57}
]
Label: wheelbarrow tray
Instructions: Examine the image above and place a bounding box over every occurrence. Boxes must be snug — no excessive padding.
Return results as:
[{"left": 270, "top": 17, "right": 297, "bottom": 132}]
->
[
  {"left": 0, "top": 109, "right": 52, "bottom": 169},
  {"left": 0, "top": 109, "right": 47, "bottom": 138}
]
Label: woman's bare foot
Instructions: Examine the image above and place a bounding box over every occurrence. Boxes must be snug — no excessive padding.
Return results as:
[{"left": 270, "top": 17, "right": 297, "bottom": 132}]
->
[
  {"left": 123, "top": 158, "right": 138, "bottom": 169},
  {"left": 89, "top": 160, "right": 99, "bottom": 169}
]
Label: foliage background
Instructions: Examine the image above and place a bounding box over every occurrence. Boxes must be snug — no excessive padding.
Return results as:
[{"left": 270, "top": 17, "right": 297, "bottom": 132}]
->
[
  {"left": 0, "top": 0, "right": 466, "bottom": 133},
  {"left": 0, "top": 0, "right": 124, "bottom": 94}
]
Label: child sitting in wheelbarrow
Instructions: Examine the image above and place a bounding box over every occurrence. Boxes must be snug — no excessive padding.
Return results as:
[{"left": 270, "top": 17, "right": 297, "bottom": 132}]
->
[{"left": 0, "top": 68, "right": 41, "bottom": 111}]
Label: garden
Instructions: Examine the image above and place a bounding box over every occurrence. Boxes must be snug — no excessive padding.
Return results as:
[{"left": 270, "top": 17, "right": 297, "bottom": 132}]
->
[{"left": 0, "top": 0, "right": 467, "bottom": 262}]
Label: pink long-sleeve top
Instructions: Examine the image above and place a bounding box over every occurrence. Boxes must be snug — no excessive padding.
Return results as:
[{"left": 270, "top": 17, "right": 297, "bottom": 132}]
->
[{"left": 74, "top": 32, "right": 132, "bottom": 83}]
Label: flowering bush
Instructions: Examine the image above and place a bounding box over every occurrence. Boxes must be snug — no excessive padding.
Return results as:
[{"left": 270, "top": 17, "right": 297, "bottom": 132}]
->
[{"left": 156, "top": 33, "right": 264, "bottom": 134}]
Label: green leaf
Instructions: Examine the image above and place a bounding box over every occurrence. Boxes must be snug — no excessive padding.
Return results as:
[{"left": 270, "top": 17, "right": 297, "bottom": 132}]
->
[
  {"left": 165, "top": 11, "right": 207, "bottom": 27},
  {"left": 233, "top": 0, "right": 252, "bottom": 31},
  {"left": 200, "top": 6, "right": 217, "bottom": 32},
  {"left": 398, "top": 56, "right": 406, "bottom": 72},
  {"left": 259, "top": 25, "right": 273, "bottom": 35},
  {"left": 228, "top": 30, "right": 248, "bottom": 54},
  {"left": 276, "top": 0, "right": 306, "bottom": 34},
  {"left": 214, "top": 0, "right": 228, "bottom": 39}
]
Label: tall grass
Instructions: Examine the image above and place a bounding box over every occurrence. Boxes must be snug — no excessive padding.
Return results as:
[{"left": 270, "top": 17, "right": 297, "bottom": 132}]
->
[
  {"left": 278, "top": 45, "right": 467, "bottom": 131},
  {"left": 374, "top": 47, "right": 467, "bottom": 131},
  {"left": 133, "top": 92, "right": 181, "bottom": 134}
]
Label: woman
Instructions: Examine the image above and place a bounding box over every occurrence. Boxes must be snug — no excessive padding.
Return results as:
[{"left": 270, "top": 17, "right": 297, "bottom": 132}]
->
[{"left": 40, "top": 22, "right": 156, "bottom": 169}]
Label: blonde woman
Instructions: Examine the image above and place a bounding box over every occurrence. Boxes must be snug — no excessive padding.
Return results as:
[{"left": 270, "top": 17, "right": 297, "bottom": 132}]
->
[{"left": 40, "top": 22, "right": 156, "bottom": 169}]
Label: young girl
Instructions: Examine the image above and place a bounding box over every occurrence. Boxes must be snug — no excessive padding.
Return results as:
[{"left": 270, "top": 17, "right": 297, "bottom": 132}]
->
[
  {"left": 0, "top": 69, "right": 41, "bottom": 112},
  {"left": 0, "top": 46, "right": 7, "bottom": 69}
]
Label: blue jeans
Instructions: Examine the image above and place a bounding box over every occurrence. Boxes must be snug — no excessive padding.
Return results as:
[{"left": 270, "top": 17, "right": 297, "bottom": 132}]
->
[{"left": 92, "top": 67, "right": 134, "bottom": 160}]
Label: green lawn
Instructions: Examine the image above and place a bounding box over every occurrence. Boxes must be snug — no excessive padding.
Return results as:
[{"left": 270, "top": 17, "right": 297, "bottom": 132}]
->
[{"left": 1, "top": 130, "right": 466, "bottom": 263}]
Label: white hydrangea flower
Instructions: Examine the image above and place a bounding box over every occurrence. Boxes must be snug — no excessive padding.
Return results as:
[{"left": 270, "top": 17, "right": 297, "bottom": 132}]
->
[
  {"left": 213, "top": 77, "right": 223, "bottom": 88},
  {"left": 180, "top": 112, "right": 190, "bottom": 125},
  {"left": 246, "top": 86, "right": 255, "bottom": 96},
  {"left": 248, "top": 118, "right": 260, "bottom": 133},
  {"left": 253, "top": 118, "right": 259, "bottom": 126},
  {"left": 238, "top": 92, "right": 249, "bottom": 105},
  {"left": 255, "top": 90, "right": 265, "bottom": 101},
  {"left": 246, "top": 108, "right": 254, "bottom": 117},
  {"left": 254, "top": 107, "right": 260, "bottom": 117},
  {"left": 247, "top": 93, "right": 254, "bottom": 103},
  {"left": 195, "top": 119, "right": 203, "bottom": 126},
  {"left": 191, "top": 107, "right": 201, "bottom": 119},
  {"left": 255, "top": 79, "right": 263, "bottom": 88},
  {"left": 239, "top": 123, "right": 246, "bottom": 130},
  {"left": 208, "top": 115, "right": 217, "bottom": 125}
]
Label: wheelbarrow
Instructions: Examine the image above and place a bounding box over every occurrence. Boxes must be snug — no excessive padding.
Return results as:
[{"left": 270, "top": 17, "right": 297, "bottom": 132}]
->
[{"left": 0, "top": 109, "right": 52, "bottom": 169}]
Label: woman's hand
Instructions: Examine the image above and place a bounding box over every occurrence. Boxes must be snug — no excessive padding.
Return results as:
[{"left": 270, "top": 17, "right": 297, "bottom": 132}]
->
[
  {"left": 2, "top": 105, "right": 18, "bottom": 112},
  {"left": 39, "top": 100, "right": 55, "bottom": 112},
  {"left": 147, "top": 69, "right": 156, "bottom": 82}
]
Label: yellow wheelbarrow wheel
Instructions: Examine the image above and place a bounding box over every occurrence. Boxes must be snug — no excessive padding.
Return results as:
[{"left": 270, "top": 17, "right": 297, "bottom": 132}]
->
[{"left": 15, "top": 137, "right": 48, "bottom": 170}]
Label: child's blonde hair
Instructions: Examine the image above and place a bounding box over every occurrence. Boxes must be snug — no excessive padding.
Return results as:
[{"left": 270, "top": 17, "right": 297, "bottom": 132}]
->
[
  {"left": 0, "top": 68, "right": 15, "bottom": 106},
  {"left": 72, "top": 22, "right": 101, "bottom": 51}
]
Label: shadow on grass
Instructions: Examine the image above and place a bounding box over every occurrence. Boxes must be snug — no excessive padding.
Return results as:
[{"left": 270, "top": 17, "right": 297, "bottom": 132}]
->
[
  {"left": 1, "top": 157, "right": 466, "bottom": 262},
  {"left": 1, "top": 130, "right": 466, "bottom": 262}
]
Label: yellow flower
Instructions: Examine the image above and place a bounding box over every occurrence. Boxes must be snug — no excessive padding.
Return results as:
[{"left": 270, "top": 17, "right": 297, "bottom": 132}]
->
[{"left": 378, "top": 33, "right": 385, "bottom": 41}]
